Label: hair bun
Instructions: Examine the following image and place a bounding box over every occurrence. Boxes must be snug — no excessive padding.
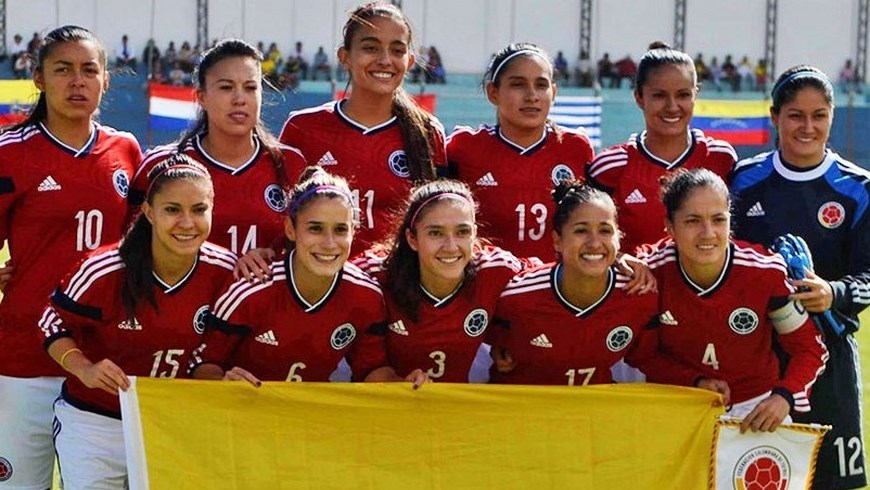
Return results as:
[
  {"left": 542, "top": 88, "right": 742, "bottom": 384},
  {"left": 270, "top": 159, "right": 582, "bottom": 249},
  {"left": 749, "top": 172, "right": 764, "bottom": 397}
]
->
[{"left": 648, "top": 40, "right": 671, "bottom": 51}]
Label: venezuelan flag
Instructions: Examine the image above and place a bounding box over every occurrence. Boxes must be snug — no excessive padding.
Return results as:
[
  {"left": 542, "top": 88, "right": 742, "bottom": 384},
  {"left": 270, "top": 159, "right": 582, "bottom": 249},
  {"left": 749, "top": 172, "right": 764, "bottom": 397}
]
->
[
  {"left": 148, "top": 82, "right": 197, "bottom": 131},
  {"left": 0, "top": 80, "right": 38, "bottom": 125},
  {"left": 692, "top": 99, "right": 770, "bottom": 145}
]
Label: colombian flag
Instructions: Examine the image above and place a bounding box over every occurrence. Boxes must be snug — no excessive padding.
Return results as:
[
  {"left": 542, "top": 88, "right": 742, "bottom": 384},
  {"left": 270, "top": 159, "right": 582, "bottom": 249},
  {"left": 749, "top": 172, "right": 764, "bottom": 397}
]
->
[
  {"left": 692, "top": 99, "right": 770, "bottom": 145},
  {"left": 0, "top": 80, "right": 38, "bottom": 125},
  {"left": 147, "top": 82, "right": 198, "bottom": 131}
]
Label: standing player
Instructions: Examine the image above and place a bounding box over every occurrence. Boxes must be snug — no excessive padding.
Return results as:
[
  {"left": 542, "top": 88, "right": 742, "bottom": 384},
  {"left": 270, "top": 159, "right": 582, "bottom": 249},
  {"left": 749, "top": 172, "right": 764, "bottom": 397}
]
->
[
  {"left": 190, "top": 168, "right": 424, "bottom": 385},
  {"left": 132, "top": 38, "right": 306, "bottom": 255},
  {"left": 488, "top": 181, "right": 659, "bottom": 385},
  {"left": 353, "top": 179, "right": 528, "bottom": 383},
  {"left": 39, "top": 155, "right": 235, "bottom": 489},
  {"left": 586, "top": 42, "right": 736, "bottom": 253},
  {"left": 448, "top": 43, "right": 595, "bottom": 260},
  {"left": 632, "top": 169, "right": 827, "bottom": 433},
  {"left": 280, "top": 2, "right": 447, "bottom": 254},
  {"left": 731, "top": 65, "right": 869, "bottom": 489},
  {"left": 0, "top": 26, "right": 141, "bottom": 490}
]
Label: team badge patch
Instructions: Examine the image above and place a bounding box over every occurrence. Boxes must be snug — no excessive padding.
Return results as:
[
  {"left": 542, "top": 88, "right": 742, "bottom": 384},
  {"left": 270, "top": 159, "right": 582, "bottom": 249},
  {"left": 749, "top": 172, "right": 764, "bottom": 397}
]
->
[
  {"left": 113, "top": 169, "right": 129, "bottom": 198},
  {"left": 463, "top": 308, "right": 488, "bottom": 337},
  {"left": 605, "top": 326, "right": 633, "bottom": 352},
  {"left": 817, "top": 201, "right": 845, "bottom": 229},
  {"left": 728, "top": 308, "right": 759, "bottom": 335},
  {"left": 0, "top": 457, "right": 12, "bottom": 482},
  {"left": 387, "top": 150, "right": 411, "bottom": 178},
  {"left": 551, "top": 164, "right": 575, "bottom": 186},
  {"left": 264, "top": 183, "right": 288, "bottom": 212},
  {"left": 732, "top": 446, "right": 791, "bottom": 490},
  {"left": 330, "top": 323, "right": 356, "bottom": 350},
  {"left": 193, "top": 305, "right": 209, "bottom": 334}
]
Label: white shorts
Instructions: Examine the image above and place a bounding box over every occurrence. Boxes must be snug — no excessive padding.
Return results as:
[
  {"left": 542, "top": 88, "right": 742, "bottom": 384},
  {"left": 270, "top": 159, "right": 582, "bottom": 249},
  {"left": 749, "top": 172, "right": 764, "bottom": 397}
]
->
[
  {"left": 53, "top": 398, "right": 127, "bottom": 490},
  {"left": 0, "top": 374, "right": 63, "bottom": 490},
  {"left": 728, "top": 390, "right": 793, "bottom": 424}
]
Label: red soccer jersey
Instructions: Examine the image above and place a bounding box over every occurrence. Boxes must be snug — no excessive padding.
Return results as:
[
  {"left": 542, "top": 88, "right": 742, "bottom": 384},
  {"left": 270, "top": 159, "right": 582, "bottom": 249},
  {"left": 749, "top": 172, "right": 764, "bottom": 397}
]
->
[
  {"left": 354, "top": 245, "right": 525, "bottom": 383},
  {"left": 489, "top": 263, "right": 659, "bottom": 386},
  {"left": 448, "top": 125, "right": 594, "bottom": 261},
  {"left": 38, "top": 242, "right": 237, "bottom": 417},
  {"left": 131, "top": 134, "right": 306, "bottom": 254},
  {"left": 0, "top": 122, "right": 141, "bottom": 377},
  {"left": 280, "top": 101, "right": 448, "bottom": 253},
  {"left": 631, "top": 240, "right": 828, "bottom": 411},
  {"left": 192, "top": 252, "right": 388, "bottom": 382},
  {"left": 586, "top": 129, "right": 736, "bottom": 253}
]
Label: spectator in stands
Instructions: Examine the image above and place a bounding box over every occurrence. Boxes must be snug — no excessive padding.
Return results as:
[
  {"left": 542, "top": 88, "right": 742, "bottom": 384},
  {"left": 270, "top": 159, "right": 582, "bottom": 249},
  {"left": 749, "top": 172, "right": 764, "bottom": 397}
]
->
[
  {"left": 178, "top": 41, "right": 194, "bottom": 72},
  {"left": 839, "top": 58, "right": 859, "bottom": 93},
  {"left": 553, "top": 50, "right": 569, "bottom": 83},
  {"left": 10, "top": 34, "right": 29, "bottom": 79},
  {"left": 169, "top": 61, "right": 188, "bottom": 86},
  {"left": 115, "top": 34, "right": 137, "bottom": 70},
  {"left": 613, "top": 54, "right": 637, "bottom": 88},
  {"left": 27, "top": 32, "right": 41, "bottom": 60},
  {"left": 164, "top": 41, "right": 177, "bottom": 65},
  {"left": 262, "top": 42, "right": 282, "bottom": 84},
  {"left": 707, "top": 55, "right": 723, "bottom": 91},
  {"left": 311, "top": 46, "right": 331, "bottom": 80},
  {"left": 142, "top": 38, "right": 161, "bottom": 81},
  {"left": 754, "top": 58, "right": 768, "bottom": 92},
  {"left": 289, "top": 41, "right": 309, "bottom": 80},
  {"left": 597, "top": 52, "right": 616, "bottom": 88},
  {"left": 737, "top": 55, "right": 754, "bottom": 91},
  {"left": 575, "top": 50, "right": 593, "bottom": 87},
  {"left": 10, "top": 33, "right": 25, "bottom": 62},
  {"left": 694, "top": 53, "right": 709, "bottom": 84},
  {"left": 425, "top": 45, "right": 446, "bottom": 84},
  {"left": 721, "top": 54, "right": 739, "bottom": 91}
]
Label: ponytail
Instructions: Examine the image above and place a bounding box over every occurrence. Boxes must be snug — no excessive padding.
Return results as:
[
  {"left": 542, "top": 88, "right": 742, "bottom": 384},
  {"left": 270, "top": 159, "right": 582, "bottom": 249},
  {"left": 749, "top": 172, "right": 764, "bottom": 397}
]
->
[
  {"left": 118, "top": 215, "right": 156, "bottom": 321},
  {"left": 392, "top": 88, "right": 438, "bottom": 183}
]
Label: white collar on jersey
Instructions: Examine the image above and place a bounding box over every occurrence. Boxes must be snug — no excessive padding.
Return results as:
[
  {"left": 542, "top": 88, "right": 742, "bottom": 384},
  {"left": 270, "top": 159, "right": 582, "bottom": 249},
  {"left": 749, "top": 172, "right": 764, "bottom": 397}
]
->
[
  {"left": 335, "top": 100, "right": 397, "bottom": 134},
  {"left": 773, "top": 149, "right": 835, "bottom": 182},
  {"left": 194, "top": 132, "right": 261, "bottom": 175},
  {"left": 420, "top": 280, "right": 465, "bottom": 308},
  {"left": 637, "top": 130, "right": 693, "bottom": 169},
  {"left": 151, "top": 253, "right": 199, "bottom": 293},
  {"left": 496, "top": 126, "right": 548, "bottom": 155},
  {"left": 677, "top": 242, "right": 732, "bottom": 296},
  {"left": 39, "top": 121, "right": 98, "bottom": 157},
  {"left": 552, "top": 263, "right": 615, "bottom": 317},
  {"left": 287, "top": 249, "right": 342, "bottom": 312}
]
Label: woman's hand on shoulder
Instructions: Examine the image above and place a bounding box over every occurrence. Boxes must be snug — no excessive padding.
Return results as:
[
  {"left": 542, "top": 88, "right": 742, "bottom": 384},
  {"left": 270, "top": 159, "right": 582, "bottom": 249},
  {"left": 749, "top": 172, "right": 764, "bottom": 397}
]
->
[
  {"left": 234, "top": 248, "right": 276, "bottom": 282},
  {"left": 615, "top": 253, "right": 657, "bottom": 295}
]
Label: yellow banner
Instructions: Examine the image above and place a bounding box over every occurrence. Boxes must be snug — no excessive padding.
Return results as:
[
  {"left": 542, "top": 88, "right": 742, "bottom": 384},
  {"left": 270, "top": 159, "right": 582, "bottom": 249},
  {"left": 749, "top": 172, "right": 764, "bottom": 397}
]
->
[
  {"left": 0, "top": 80, "right": 38, "bottom": 105},
  {"left": 695, "top": 99, "right": 770, "bottom": 118},
  {"left": 121, "top": 379, "right": 723, "bottom": 489}
]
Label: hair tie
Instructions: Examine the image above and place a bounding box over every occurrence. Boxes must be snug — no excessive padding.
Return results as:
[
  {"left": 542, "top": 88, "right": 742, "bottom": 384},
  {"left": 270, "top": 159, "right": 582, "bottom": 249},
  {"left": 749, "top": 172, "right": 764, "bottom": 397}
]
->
[
  {"left": 145, "top": 162, "right": 208, "bottom": 197},
  {"left": 771, "top": 70, "right": 832, "bottom": 100},
  {"left": 490, "top": 49, "right": 551, "bottom": 83},
  {"left": 409, "top": 192, "right": 471, "bottom": 228}
]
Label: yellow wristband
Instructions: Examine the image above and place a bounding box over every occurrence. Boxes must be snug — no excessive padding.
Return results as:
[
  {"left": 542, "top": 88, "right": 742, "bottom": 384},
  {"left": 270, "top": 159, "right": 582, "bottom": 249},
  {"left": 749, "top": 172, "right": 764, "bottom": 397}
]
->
[{"left": 59, "top": 348, "right": 82, "bottom": 370}]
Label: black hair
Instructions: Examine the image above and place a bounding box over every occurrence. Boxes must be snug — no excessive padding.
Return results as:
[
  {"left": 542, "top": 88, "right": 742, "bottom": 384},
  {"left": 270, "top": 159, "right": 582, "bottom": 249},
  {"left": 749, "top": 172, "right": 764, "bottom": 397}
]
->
[
  {"left": 384, "top": 179, "right": 479, "bottom": 321},
  {"left": 5, "top": 25, "right": 106, "bottom": 133},
  {"left": 635, "top": 41, "right": 696, "bottom": 94},
  {"left": 659, "top": 168, "right": 730, "bottom": 222},
  {"left": 770, "top": 65, "right": 834, "bottom": 114},
  {"left": 177, "top": 38, "right": 289, "bottom": 189},
  {"left": 341, "top": 2, "right": 439, "bottom": 183},
  {"left": 119, "top": 154, "right": 213, "bottom": 322},
  {"left": 551, "top": 179, "right": 617, "bottom": 233}
]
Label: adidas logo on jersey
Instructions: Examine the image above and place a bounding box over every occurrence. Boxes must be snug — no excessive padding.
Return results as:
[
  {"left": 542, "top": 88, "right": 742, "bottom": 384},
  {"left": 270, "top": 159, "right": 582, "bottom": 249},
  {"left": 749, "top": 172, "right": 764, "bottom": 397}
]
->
[
  {"left": 476, "top": 172, "right": 498, "bottom": 187},
  {"left": 389, "top": 320, "right": 409, "bottom": 336},
  {"left": 37, "top": 176, "right": 62, "bottom": 192},
  {"left": 317, "top": 151, "right": 338, "bottom": 166},
  {"left": 255, "top": 330, "right": 279, "bottom": 346},
  {"left": 659, "top": 310, "right": 678, "bottom": 326},
  {"left": 624, "top": 189, "right": 646, "bottom": 204},
  {"left": 117, "top": 317, "right": 142, "bottom": 330},
  {"left": 746, "top": 202, "right": 766, "bottom": 217},
  {"left": 530, "top": 334, "right": 553, "bottom": 348}
]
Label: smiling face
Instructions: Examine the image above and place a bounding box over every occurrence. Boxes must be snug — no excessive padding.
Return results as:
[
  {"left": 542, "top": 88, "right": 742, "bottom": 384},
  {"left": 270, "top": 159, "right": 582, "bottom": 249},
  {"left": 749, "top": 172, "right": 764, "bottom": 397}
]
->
[
  {"left": 771, "top": 87, "right": 832, "bottom": 167},
  {"left": 666, "top": 185, "right": 731, "bottom": 276},
  {"left": 144, "top": 178, "right": 213, "bottom": 265},
  {"left": 406, "top": 198, "right": 476, "bottom": 295},
  {"left": 338, "top": 14, "right": 414, "bottom": 100},
  {"left": 197, "top": 55, "right": 261, "bottom": 139},
  {"left": 553, "top": 198, "right": 619, "bottom": 280},
  {"left": 634, "top": 63, "right": 696, "bottom": 140},
  {"left": 33, "top": 40, "right": 109, "bottom": 124},
  {"left": 285, "top": 196, "right": 354, "bottom": 283},
  {"left": 486, "top": 54, "right": 556, "bottom": 136}
]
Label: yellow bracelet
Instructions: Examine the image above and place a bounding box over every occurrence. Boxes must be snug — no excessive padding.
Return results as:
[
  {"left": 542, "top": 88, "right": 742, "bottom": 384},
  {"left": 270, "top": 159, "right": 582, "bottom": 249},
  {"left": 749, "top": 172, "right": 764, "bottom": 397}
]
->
[{"left": 59, "top": 348, "right": 82, "bottom": 370}]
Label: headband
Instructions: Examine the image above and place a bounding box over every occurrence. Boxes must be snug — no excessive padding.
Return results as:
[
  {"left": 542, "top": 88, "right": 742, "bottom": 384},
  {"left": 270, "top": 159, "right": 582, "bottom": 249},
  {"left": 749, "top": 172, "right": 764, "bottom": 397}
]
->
[
  {"left": 771, "top": 70, "right": 832, "bottom": 100},
  {"left": 490, "top": 49, "right": 551, "bottom": 83},
  {"left": 409, "top": 192, "right": 472, "bottom": 228},
  {"left": 288, "top": 184, "right": 355, "bottom": 215},
  {"left": 146, "top": 162, "right": 209, "bottom": 197}
]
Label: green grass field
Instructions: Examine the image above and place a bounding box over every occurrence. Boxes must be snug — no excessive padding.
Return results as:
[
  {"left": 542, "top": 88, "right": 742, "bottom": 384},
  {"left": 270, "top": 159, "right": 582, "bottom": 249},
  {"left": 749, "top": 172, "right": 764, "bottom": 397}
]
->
[{"left": 0, "top": 246, "right": 867, "bottom": 489}]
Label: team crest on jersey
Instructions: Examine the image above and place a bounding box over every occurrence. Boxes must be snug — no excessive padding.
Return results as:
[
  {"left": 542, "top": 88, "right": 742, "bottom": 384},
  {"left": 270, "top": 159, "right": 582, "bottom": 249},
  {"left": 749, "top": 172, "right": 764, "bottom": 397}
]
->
[
  {"left": 387, "top": 150, "right": 411, "bottom": 178},
  {"left": 551, "top": 164, "right": 575, "bottom": 186},
  {"left": 605, "top": 326, "right": 633, "bottom": 352},
  {"left": 330, "top": 323, "right": 356, "bottom": 350},
  {"left": 463, "top": 308, "right": 489, "bottom": 337},
  {"left": 732, "top": 446, "right": 791, "bottom": 490},
  {"left": 113, "top": 169, "right": 129, "bottom": 198},
  {"left": 0, "top": 457, "right": 12, "bottom": 482},
  {"left": 193, "top": 305, "right": 209, "bottom": 334},
  {"left": 264, "top": 184, "right": 288, "bottom": 212},
  {"left": 728, "top": 308, "right": 759, "bottom": 335},
  {"left": 817, "top": 201, "right": 845, "bottom": 229}
]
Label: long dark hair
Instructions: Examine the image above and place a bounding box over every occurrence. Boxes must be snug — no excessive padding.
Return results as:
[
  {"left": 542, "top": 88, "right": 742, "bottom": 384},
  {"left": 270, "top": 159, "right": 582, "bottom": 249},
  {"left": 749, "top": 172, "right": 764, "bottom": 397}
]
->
[
  {"left": 341, "top": 2, "right": 439, "bottom": 183},
  {"left": 177, "top": 38, "right": 288, "bottom": 188},
  {"left": 659, "top": 168, "right": 730, "bottom": 223},
  {"left": 285, "top": 166, "right": 357, "bottom": 252},
  {"left": 635, "top": 41, "right": 696, "bottom": 94},
  {"left": 551, "top": 179, "right": 617, "bottom": 234},
  {"left": 384, "top": 179, "right": 480, "bottom": 321},
  {"left": 119, "top": 154, "right": 213, "bottom": 321},
  {"left": 5, "top": 25, "right": 106, "bottom": 133}
]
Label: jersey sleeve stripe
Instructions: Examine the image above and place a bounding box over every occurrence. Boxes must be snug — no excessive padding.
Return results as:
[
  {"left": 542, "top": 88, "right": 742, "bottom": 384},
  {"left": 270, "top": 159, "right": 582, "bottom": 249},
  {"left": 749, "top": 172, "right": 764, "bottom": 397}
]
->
[
  {"left": 341, "top": 274, "right": 383, "bottom": 295},
  {"left": 499, "top": 281, "right": 550, "bottom": 298},
  {"left": 213, "top": 280, "right": 274, "bottom": 319},
  {"left": 65, "top": 255, "right": 125, "bottom": 301}
]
